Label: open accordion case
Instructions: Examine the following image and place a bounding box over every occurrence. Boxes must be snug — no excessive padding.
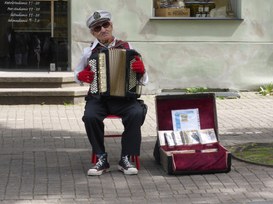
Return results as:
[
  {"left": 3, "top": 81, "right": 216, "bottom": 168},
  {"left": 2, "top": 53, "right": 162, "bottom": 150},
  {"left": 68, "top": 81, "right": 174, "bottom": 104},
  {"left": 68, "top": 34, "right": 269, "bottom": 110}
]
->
[{"left": 153, "top": 93, "right": 231, "bottom": 175}]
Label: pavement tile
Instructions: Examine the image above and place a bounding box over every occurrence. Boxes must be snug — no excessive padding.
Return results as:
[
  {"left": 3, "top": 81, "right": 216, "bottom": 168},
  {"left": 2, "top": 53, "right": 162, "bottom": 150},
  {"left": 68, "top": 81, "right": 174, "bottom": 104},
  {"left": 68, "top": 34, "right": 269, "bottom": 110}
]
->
[{"left": 0, "top": 93, "right": 273, "bottom": 203}]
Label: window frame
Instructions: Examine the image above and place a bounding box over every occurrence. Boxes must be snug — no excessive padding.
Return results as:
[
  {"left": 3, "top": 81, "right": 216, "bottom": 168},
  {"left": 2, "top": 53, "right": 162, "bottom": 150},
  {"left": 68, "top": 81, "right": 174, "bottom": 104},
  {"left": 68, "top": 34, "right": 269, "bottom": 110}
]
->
[{"left": 151, "top": 0, "right": 243, "bottom": 20}]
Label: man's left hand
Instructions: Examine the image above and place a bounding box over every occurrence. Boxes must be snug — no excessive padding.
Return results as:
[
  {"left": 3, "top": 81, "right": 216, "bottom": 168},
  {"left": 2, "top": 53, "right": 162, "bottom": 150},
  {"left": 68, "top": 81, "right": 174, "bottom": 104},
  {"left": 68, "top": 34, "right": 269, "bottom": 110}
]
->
[{"left": 131, "top": 56, "right": 145, "bottom": 75}]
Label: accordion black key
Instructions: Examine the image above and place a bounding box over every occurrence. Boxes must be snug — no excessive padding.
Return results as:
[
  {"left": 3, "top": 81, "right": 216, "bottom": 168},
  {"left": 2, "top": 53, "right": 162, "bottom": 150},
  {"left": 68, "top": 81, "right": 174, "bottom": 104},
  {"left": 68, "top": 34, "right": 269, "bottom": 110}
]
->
[{"left": 88, "top": 48, "right": 142, "bottom": 98}]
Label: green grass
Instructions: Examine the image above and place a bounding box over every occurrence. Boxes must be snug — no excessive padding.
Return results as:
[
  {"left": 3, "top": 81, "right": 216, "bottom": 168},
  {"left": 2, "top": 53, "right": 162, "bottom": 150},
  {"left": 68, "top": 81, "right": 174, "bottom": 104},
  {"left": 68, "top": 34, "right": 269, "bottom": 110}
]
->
[
  {"left": 185, "top": 87, "right": 208, "bottom": 93},
  {"left": 229, "top": 143, "right": 273, "bottom": 166},
  {"left": 259, "top": 83, "right": 273, "bottom": 96}
]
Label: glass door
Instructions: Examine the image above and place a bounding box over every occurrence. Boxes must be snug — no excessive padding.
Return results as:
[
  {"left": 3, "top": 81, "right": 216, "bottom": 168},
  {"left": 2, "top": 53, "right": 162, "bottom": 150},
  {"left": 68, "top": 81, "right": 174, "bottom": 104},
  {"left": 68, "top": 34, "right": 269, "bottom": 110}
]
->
[{"left": 0, "top": 0, "right": 68, "bottom": 71}]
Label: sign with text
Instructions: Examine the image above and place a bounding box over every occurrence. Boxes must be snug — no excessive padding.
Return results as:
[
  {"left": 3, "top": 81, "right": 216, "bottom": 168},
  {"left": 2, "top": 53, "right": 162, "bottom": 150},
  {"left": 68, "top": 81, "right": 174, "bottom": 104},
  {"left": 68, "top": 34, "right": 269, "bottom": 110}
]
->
[{"left": 1, "top": 0, "right": 51, "bottom": 30}]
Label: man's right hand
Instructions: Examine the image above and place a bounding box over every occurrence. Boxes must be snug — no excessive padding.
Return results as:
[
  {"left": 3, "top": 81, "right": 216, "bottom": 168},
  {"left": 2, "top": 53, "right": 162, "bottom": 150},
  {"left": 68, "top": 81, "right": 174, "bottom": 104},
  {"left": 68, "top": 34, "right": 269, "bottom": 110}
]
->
[{"left": 77, "top": 65, "right": 95, "bottom": 83}]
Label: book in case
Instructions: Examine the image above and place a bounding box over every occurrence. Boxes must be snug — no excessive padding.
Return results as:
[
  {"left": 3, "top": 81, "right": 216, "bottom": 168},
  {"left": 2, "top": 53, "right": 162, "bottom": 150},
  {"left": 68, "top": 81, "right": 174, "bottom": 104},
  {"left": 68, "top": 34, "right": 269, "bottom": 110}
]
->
[
  {"left": 181, "top": 130, "right": 200, "bottom": 145},
  {"left": 198, "top": 128, "right": 217, "bottom": 144},
  {"left": 158, "top": 128, "right": 218, "bottom": 147}
]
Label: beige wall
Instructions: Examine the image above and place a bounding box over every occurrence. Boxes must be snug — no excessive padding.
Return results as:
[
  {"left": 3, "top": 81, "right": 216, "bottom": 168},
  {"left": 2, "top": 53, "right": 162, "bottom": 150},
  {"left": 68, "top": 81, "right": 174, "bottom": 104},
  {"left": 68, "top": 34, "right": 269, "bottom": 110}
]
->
[{"left": 71, "top": 0, "right": 273, "bottom": 94}]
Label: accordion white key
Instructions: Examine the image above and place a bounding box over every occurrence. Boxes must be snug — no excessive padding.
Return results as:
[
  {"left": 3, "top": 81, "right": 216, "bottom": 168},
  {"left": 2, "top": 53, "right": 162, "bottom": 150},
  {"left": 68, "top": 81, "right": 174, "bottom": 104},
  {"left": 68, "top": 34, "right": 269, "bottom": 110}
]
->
[{"left": 88, "top": 48, "right": 142, "bottom": 98}]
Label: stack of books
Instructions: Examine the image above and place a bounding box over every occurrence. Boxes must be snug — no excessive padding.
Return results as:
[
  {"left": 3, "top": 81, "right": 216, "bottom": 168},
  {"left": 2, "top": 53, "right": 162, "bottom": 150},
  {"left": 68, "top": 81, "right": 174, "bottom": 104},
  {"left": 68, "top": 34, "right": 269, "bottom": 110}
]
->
[{"left": 158, "top": 128, "right": 218, "bottom": 147}]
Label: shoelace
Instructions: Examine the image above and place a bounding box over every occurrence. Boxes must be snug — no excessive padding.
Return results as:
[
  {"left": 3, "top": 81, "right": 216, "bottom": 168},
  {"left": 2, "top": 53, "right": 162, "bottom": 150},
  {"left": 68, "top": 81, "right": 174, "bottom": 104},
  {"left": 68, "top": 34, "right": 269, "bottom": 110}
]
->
[
  {"left": 94, "top": 157, "right": 105, "bottom": 169},
  {"left": 122, "top": 156, "right": 133, "bottom": 168}
]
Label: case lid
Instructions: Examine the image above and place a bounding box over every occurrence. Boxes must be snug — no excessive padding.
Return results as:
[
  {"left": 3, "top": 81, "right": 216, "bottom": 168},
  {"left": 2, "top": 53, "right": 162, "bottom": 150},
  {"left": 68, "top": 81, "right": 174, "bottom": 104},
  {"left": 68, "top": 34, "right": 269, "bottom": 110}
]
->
[{"left": 155, "top": 93, "right": 218, "bottom": 137}]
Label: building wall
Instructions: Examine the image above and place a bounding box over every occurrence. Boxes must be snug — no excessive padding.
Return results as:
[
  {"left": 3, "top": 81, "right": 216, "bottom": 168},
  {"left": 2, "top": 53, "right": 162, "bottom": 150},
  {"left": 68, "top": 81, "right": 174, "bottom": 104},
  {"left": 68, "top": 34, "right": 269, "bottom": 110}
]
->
[{"left": 71, "top": 0, "right": 273, "bottom": 94}]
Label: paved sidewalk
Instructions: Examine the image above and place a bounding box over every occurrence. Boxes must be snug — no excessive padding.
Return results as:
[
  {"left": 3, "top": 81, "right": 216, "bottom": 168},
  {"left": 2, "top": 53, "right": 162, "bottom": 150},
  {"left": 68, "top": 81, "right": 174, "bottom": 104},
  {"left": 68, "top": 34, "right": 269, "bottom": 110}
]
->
[{"left": 0, "top": 92, "right": 273, "bottom": 203}]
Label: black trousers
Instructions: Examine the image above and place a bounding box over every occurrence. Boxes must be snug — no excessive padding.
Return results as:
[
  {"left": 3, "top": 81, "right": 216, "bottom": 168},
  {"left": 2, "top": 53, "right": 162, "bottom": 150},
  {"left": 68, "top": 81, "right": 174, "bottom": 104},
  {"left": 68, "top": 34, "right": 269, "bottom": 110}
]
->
[{"left": 82, "top": 95, "right": 147, "bottom": 156}]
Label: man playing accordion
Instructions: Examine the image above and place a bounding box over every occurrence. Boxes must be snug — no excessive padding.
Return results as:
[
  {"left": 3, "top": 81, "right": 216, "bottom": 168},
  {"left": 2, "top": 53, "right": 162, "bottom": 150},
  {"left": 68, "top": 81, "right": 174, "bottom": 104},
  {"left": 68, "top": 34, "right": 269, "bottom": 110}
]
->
[{"left": 74, "top": 10, "right": 148, "bottom": 176}]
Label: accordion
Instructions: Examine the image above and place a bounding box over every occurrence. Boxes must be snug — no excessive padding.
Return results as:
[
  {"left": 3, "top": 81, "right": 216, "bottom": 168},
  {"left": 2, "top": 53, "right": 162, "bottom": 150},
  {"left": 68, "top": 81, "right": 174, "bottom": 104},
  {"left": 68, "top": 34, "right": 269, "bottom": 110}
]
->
[{"left": 88, "top": 48, "right": 142, "bottom": 98}]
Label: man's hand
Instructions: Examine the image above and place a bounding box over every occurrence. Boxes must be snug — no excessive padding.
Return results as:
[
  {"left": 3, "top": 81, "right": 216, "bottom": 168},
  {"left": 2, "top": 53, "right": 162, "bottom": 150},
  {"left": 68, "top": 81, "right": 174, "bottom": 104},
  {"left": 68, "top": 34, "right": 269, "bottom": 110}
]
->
[
  {"left": 131, "top": 56, "right": 145, "bottom": 75},
  {"left": 77, "top": 65, "right": 95, "bottom": 83}
]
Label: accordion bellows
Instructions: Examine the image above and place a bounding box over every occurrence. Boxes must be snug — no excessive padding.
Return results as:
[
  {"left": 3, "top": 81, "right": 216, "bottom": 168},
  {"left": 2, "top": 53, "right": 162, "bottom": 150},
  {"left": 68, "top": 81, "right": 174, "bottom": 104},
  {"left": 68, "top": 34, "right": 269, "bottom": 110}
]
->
[{"left": 89, "top": 48, "right": 142, "bottom": 98}]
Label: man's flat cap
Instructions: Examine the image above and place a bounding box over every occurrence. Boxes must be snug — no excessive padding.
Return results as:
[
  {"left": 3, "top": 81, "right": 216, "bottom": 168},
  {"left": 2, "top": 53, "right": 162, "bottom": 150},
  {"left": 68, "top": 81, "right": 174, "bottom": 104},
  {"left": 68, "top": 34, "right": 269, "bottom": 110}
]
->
[{"left": 86, "top": 10, "right": 111, "bottom": 28}]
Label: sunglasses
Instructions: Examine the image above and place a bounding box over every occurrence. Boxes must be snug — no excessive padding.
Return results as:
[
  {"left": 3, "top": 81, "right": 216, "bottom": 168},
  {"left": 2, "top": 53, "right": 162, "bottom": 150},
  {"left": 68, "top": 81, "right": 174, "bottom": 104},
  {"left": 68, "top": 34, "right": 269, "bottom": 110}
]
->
[{"left": 92, "top": 21, "right": 111, "bottom": 32}]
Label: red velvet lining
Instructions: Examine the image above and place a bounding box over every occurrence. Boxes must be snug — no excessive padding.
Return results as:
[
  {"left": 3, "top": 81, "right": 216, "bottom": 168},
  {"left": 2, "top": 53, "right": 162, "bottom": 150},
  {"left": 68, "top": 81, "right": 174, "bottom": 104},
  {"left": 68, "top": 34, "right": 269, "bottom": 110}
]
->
[
  {"left": 156, "top": 94, "right": 217, "bottom": 131},
  {"left": 172, "top": 144, "right": 228, "bottom": 172}
]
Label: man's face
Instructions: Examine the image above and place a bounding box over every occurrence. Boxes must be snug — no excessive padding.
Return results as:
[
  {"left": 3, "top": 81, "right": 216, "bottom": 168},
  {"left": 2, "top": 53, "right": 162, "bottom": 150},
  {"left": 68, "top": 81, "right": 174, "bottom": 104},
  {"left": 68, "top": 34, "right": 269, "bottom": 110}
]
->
[{"left": 91, "top": 21, "right": 113, "bottom": 44}]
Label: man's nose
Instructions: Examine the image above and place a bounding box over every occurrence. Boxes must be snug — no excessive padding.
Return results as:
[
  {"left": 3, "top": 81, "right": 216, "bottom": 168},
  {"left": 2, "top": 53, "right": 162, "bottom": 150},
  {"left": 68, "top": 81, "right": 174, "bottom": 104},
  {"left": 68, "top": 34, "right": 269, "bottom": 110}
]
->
[{"left": 100, "top": 26, "right": 107, "bottom": 32}]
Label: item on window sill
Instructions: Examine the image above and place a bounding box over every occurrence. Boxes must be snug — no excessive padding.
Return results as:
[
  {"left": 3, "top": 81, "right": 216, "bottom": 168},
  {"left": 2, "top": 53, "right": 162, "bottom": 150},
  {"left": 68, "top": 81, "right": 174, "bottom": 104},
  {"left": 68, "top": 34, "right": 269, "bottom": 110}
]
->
[
  {"left": 178, "top": 0, "right": 185, "bottom": 7},
  {"left": 155, "top": 7, "right": 190, "bottom": 17},
  {"left": 226, "top": 0, "right": 235, "bottom": 17},
  {"left": 172, "top": 0, "right": 185, "bottom": 8},
  {"left": 210, "top": 6, "right": 227, "bottom": 17}
]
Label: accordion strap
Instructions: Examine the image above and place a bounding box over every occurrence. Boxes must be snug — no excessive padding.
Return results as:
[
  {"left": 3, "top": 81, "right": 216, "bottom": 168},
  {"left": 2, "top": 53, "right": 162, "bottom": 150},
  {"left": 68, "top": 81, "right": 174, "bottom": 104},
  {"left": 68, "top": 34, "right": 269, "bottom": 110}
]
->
[
  {"left": 113, "top": 40, "right": 130, "bottom": 49},
  {"left": 91, "top": 44, "right": 104, "bottom": 54},
  {"left": 90, "top": 40, "right": 130, "bottom": 55}
]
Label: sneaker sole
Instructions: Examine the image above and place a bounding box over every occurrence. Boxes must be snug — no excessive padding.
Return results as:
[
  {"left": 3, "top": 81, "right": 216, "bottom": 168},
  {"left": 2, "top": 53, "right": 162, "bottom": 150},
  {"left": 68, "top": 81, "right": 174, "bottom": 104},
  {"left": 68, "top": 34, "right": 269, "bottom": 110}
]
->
[
  {"left": 118, "top": 165, "right": 138, "bottom": 175},
  {"left": 87, "top": 168, "right": 109, "bottom": 176}
]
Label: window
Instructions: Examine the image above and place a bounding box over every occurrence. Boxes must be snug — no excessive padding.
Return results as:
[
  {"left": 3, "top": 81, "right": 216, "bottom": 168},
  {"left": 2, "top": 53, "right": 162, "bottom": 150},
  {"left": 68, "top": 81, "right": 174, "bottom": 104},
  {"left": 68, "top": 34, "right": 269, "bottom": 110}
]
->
[
  {"left": 0, "top": 0, "right": 69, "bottom": 71},
  {"left": 153, "top": 0, "right": 241, "bottom": 19}
]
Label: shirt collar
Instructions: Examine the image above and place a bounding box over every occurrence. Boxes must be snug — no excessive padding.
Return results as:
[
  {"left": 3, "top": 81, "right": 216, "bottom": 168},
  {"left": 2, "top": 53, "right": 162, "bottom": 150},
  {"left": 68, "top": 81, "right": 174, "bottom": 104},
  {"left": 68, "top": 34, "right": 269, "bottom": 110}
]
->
[{"left": 91, "top": 37, "right": 117, "bottom": 50}]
